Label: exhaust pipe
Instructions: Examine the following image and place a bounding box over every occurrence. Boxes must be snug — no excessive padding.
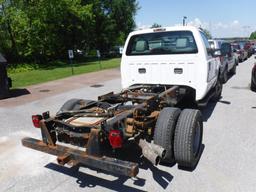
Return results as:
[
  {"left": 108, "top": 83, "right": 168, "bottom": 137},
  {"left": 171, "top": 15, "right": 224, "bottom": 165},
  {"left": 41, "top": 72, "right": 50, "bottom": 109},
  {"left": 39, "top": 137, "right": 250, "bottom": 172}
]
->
[
  {"left": 148, "top": 141, "right": 166, "bottom": 159},
  {"left": 139, "top": 139, "right": 160, "bottom": 165},
  {"left": 139, "top": 139, "right": 166, "bottom": 165}
]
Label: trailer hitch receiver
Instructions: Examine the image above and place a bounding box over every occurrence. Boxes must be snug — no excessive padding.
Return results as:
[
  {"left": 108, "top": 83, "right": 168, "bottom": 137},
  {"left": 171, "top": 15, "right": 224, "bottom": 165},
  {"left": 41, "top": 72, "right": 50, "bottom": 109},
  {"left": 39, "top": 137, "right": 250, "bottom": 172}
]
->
[{"left": 22, "top": 137, "right": 139, "bottom": 177}]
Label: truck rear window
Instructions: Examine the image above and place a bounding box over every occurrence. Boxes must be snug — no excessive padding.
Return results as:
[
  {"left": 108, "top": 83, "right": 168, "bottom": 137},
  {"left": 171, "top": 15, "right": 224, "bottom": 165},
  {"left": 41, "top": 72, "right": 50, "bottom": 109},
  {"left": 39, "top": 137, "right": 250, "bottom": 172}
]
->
[{"left": 126, "top": 31, "right": 198, "bottom": 56}]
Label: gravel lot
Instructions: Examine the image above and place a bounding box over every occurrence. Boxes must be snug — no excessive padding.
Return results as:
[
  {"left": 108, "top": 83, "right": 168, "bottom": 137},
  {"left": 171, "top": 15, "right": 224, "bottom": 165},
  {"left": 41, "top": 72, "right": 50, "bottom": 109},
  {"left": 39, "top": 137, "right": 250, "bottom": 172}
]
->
[{"left": 0, "top": 57, "right": 256, "bottom": 192}]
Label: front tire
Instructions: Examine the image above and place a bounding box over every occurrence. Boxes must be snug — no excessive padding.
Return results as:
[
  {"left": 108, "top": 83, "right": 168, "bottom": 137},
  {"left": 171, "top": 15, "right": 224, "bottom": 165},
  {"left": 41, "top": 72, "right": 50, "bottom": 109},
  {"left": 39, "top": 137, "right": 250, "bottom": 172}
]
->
[
  {"left": 231, "top": 64, "right": 236, "bottom": 75},
  {"left": 174, "top": 109, "right": 203, "bottom": 168},
  {"left": 251, "top": 77, "right": 256, "bottom": 92},
  {"left": 212, "top": 78, "right": 223, "bottom": 102},
  {"left": 222, "top": 68, "right": 228, "bottom": 83},
  {"left": 236, "top": 59, "right": 239, "bottom": 66}
]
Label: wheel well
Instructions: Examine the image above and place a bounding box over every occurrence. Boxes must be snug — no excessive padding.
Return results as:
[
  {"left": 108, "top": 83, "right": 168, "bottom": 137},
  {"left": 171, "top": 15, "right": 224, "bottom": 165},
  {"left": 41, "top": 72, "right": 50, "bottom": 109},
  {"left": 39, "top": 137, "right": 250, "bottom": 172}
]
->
[{"left": 176, "top": 87, "right": 197, "bottom": 109}]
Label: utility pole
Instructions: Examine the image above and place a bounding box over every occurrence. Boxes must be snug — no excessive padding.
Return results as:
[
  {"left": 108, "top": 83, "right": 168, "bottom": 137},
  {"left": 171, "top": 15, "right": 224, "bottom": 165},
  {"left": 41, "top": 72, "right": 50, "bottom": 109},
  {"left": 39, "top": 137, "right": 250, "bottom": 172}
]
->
[{"left": 183, "top": 16, "right": 187, "bottom": 26}]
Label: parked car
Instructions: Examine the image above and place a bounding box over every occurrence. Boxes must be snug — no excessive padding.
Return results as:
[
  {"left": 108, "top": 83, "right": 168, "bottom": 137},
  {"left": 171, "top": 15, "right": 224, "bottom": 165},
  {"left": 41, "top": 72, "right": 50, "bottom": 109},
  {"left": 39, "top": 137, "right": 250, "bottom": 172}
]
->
[
  {"left": 252, "top": 44, "right": 256, "bottom": 54},
  {"left": 236, "top": 41, "right": 249, "bottom": 60},
  {"left": 219, "top": 42, "right": 237, "bottom": 83},
  {"left": 209, "top": 39, "right": 224, "bottom": 51},
  {"left": 108, "top": 46, "right": 123, "bottom": 57},
  {"left": 251, "top": 62, "right": 256, "bottom": 92},
  {"left": 231, "top": 46, "right": 239, "bottom": 66},
  {"left": 0, "top": 53, "right": 12, "bottom": 99},
  {"left": 209, "top": 40, "right": 236, "bottom": 83},
  {"left": 244, "top": 41, "right": 254, "bottom": 58},
  {"left": 231, "top": 43, "right": 246, "bottom": 62}
]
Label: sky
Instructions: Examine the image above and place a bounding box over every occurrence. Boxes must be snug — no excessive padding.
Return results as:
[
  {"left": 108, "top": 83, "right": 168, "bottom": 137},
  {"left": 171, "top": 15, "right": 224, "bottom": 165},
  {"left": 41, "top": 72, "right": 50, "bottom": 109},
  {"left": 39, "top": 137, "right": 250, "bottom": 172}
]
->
[{"left": 135, "top": 0, "right": 256, "bottom": 38}]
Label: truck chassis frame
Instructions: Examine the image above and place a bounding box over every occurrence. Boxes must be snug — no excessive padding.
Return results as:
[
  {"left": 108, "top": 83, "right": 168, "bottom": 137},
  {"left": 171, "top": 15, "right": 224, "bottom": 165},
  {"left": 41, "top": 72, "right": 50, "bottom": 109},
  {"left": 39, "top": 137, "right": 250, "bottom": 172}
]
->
[{"left": 22, "top": 85, "right": 202, "bottom": 177}]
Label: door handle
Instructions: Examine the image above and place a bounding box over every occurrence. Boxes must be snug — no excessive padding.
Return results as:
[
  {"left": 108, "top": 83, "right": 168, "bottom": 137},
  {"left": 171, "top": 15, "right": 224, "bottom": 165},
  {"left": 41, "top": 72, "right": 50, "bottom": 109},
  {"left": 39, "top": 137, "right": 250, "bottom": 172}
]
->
[
  {"left": 138, "top": 68, "right": 146, "bottom": 74},
  {"left": 174, "top": 68, "right": 183, "bottom": 74}
]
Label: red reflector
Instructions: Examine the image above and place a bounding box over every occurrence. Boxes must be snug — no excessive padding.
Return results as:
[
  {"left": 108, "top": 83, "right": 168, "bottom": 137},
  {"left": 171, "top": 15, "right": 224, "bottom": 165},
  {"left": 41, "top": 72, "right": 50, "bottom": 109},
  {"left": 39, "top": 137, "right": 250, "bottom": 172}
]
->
[
  {"left": 108, "top": 130, "right": 123, "bottom": 149},
  {"left": 32, "top": 115, "right": 42, "bottom": 128}
]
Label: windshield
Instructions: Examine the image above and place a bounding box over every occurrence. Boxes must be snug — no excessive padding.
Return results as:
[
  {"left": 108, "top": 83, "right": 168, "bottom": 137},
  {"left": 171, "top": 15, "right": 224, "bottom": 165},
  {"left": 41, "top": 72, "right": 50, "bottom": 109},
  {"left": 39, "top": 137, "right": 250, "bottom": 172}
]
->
[{"left": 126, "top": 31, "right": 198, "bottom": 56}]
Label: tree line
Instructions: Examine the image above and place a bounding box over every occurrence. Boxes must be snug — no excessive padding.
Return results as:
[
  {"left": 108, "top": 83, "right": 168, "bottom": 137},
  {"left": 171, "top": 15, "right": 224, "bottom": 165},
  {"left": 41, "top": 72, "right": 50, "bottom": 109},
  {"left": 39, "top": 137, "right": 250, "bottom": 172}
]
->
[
  {"left": 249, "top": 31, "right": 256, "bottom": 40},
  {"left": 0, "top": 0, "right": 138, "bottom": 64}
]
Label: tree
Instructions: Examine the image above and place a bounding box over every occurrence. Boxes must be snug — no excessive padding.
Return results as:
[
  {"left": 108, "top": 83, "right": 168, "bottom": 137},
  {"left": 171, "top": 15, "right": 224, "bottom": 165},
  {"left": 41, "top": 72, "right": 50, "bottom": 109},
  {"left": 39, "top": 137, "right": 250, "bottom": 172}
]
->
[
  {"left": 151, "top": 23, "right": 162, "bottom": 28},
  {"left": 0, "top": 0, "right": 139, "bottom": 63},
  {"left": 89, "top": 0, "right": 138, "bottom": 52},
  {"left": 201, "top": 28, "right": 212, "bottom": 39},
  {"left": 249, "top": 31, "right": 256, "bottom": 40}
]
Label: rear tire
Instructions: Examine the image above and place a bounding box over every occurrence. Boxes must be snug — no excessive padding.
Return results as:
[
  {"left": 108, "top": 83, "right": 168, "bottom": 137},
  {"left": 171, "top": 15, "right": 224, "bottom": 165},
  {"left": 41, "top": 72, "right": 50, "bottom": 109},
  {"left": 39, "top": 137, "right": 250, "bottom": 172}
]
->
[
  {"left": 251, "top": 77, "right": 256, "bottom": 92},
  {"left": 154, "top": 107, "right": 181, "bottom": 164},
  {"left": 231, "top": 64, "right": 236, "bottom": 75},
  {"left": 222, "top": 68, "right": 228, "bottom": 83},
  {"left": 174, "top": 109, "right": 203, "bottom": 168},
  {"left": 236, "top": 59, "right": 239, "bottom": 66}
]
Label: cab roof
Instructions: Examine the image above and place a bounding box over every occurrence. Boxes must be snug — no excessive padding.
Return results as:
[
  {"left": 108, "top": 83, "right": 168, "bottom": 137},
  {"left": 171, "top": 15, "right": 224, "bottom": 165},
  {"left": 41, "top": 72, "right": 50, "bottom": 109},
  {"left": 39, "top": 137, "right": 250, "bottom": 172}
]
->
[{"left": 131, "top": 26, "right": 202, "bottom": 36}]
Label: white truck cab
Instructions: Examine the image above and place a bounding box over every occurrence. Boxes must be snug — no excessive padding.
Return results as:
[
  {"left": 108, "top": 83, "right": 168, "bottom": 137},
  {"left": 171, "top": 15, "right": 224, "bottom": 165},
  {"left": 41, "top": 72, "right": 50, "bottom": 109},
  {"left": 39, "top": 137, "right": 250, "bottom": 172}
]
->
[{"left": 121, "top": 26, "right": 220, "bottom": 102}]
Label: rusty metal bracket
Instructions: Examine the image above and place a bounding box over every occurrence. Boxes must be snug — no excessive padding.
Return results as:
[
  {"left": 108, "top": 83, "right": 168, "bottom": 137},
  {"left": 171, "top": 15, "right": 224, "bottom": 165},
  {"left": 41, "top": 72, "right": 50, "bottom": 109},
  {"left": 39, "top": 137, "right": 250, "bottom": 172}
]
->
[
  {"left": 86, "top": 129, "right": 101, "bottom": 156},
  {"left": 57, "top": 153, "right": 71, "bottom": 165},
  {"left": 40, "top": 120, "right": 55, "bottom": 146},
  {"left": 22, "top": 137, "right": 139, "bottom": 177}
]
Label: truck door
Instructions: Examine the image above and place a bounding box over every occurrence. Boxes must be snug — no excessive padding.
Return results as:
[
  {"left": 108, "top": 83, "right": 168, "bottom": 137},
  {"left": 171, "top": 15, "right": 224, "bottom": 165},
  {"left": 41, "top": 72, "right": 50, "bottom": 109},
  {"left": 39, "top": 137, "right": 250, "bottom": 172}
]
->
[{"left": 200, "top": 32, "right": 217, "bottom": 82}]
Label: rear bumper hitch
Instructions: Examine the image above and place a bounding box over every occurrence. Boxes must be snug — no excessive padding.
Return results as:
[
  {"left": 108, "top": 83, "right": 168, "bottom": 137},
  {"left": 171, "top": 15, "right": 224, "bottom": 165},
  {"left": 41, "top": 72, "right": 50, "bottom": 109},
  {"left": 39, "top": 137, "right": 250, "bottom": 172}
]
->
[{"left": 22, "top": 137, "right": 139, "bottom": 177}]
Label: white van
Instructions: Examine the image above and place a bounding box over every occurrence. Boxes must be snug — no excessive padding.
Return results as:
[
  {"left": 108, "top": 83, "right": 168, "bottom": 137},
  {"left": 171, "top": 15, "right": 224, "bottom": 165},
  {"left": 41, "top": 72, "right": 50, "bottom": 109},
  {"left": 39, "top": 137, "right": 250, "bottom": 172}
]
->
[{"left": 121, "top": 26, "right": 221, "bottom": 104}]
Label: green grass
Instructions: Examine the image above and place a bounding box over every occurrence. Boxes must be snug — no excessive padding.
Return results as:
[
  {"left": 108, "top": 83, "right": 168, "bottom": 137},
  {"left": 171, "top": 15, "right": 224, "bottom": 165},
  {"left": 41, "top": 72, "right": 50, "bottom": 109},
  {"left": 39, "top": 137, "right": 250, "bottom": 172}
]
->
[{"left": 9, "top": 58, "right": 121, "bottom": 88}]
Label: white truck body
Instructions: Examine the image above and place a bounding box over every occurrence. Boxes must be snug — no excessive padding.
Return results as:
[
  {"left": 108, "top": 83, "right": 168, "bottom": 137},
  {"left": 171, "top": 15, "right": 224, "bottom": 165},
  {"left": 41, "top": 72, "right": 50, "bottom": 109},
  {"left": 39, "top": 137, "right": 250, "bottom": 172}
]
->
[{"left": 121, "top": 26, "right": 219, "bottom": 101}]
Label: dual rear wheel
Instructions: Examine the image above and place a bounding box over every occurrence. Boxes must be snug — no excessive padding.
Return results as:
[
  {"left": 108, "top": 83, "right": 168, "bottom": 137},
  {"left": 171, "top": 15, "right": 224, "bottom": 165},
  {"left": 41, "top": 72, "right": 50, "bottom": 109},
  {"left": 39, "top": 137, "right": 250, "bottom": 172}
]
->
[{"left": 154, "top": 107, "right": 203, "bottom": 169}]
